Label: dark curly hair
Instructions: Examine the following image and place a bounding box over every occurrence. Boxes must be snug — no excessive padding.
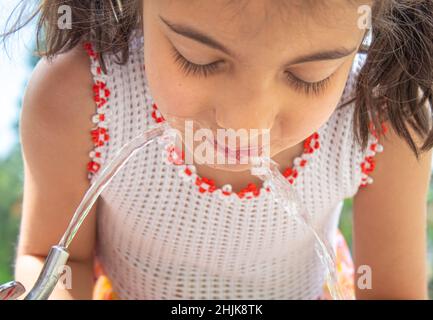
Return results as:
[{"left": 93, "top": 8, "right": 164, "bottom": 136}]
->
[{"left": 1, "top": 0, "right": 433, "bottom": 159}]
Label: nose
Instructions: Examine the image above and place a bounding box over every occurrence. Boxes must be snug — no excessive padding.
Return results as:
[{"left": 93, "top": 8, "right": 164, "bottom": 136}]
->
[{"left": 215, "top": 80, "right": 278, "bottom": 132}]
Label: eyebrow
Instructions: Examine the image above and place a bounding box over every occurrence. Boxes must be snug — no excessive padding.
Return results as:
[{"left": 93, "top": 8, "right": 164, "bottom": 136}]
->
[{"left": 159, "top": 15, "right": 357, "bottom": 65}]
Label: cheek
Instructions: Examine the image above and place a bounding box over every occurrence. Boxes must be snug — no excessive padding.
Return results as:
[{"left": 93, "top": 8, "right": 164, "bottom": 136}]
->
[
  {"left": 278, "top": 105, "right": 333, "bottom": 145},
  {"left": 144, "top": 53, "right": 214, "bottom": 123},
  {"left": 143, "top": 28, "right": 208, "bottom": 120},
  {"left": 279, "top": 61, "right": 353, "bottom": 142}
]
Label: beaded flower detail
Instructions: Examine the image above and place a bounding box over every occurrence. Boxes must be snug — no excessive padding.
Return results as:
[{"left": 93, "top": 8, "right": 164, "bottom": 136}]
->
[
  {"left": 359, "top": 122, "right": 387, "bottom": 187},
  {"left": 84, "top": 42, "right": 111, "bottom": 180}
]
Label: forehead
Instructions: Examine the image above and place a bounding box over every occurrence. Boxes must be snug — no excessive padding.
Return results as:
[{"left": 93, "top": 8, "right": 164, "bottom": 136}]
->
[{"left": 157, "top": 0, "right": 368, "bottom": 58}]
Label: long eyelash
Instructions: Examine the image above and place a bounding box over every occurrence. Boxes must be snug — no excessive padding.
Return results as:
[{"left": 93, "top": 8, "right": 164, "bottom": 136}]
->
[
  {"left": 286, "top": 72, "right": 333, "bottom": 96},
  {"left": 170, "top": 46, "right": 221, "bottom": 78},
  {"left": 170, "top": 45, "right": 332, "bottom": 95}
]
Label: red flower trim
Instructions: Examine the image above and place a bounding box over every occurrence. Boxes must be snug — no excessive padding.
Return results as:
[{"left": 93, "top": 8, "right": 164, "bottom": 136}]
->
[
  {"left": 151, "top": 103, "right": 165, "bottom": 123},
  {"left": 359, "top": 121, "right": 387, "bottom": 188},
  {"left": 84, "top": 42, "right": 111, "bottom": 180}
]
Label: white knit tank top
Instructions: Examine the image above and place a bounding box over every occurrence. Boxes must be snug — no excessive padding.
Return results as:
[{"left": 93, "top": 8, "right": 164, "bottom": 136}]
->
[{"left": 84, "top": 28, "right": 383, "bottom": 300}]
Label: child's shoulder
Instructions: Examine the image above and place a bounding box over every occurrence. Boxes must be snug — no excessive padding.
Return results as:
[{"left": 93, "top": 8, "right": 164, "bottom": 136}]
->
[
  {"left": 21, "top": 42, "right": 97, "bottom": 179},
  {"left": 26, "top": 43, "right": 95, "bottom": 120}
]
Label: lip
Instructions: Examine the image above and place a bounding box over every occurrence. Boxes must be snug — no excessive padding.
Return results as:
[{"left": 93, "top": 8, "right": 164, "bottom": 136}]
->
[{"left": 205, "top": 136, "right": 265, "bottom": 160}]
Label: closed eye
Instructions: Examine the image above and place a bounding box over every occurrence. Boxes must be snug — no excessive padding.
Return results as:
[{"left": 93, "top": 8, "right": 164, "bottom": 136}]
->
[
  {"left": 170, "top": 45, "right": 223, "bottom": 77},
  {"left": 170, "top": 44, "right": 335, "bottom": 96},
  {"left": 285, "top": 71, "right": 334, "bottom": 96}
]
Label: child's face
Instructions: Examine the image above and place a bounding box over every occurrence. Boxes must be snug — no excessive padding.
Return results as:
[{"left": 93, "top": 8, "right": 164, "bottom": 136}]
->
[{"left": 142, "top": 0, "right": 370, "bottom": 171}]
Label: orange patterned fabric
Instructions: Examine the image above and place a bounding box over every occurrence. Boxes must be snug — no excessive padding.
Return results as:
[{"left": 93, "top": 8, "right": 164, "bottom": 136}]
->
[
  {"left": 92, "top": 229, "right": 355, "bottom": 300},
  {"left": 92, "top": 258, "right": 118, "bottom": 300},
  {"left": 320, "top": 229, "right": 355, "bottom": 300}
]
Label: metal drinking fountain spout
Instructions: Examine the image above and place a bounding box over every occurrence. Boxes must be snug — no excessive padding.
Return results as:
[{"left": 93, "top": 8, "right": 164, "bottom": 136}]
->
[{"left": 0, "top": 122, "right": 171, "bottom": 300}]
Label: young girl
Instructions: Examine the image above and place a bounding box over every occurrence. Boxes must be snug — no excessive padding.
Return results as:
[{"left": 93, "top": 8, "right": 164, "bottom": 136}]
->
[{"left": 5, "top": 0, "right": 433, "bottom": 300}]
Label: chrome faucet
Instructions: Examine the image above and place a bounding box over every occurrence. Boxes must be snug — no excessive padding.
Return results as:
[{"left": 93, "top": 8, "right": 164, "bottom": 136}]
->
[{"left": 0, "top": 123, "right": 170, "bottom": 300}]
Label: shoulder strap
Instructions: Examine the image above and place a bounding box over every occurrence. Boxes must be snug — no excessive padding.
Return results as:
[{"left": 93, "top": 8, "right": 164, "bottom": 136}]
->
[{"left": 83, "top": 41, "right": 112, "bottom": 181}]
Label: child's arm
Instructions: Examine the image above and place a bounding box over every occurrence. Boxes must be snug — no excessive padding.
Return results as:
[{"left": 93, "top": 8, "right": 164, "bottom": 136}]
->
[
  {"left": 353, "top": 119, "right": 432, "bottom": 299},
  {"left": 14, "top": 255, "right": 95, "bottom": 300},
  {"left": 14, "top": 44, "right": 97, "bottom": 299}
]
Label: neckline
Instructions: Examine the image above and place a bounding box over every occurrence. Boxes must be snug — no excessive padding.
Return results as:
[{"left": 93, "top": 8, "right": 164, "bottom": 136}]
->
[{"left": 150, "top": 103, "right": 321, "bottom": 201}]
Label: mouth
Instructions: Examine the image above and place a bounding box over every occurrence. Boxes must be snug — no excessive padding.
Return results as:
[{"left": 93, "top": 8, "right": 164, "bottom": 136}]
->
[{"left": 205, "top": 136, "right": 265, "bottom": 161}]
